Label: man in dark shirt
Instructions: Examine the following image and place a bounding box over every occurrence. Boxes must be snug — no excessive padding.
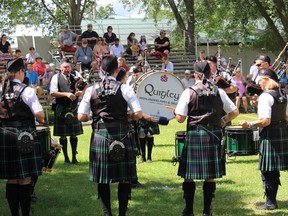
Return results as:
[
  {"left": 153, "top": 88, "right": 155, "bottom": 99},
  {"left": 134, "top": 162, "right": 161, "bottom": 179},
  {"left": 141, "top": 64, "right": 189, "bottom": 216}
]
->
[
  {"left": 81, "top": 24, "right": 99, "bottom": 49},
  {"left": 154, "top": 30, "right": 170, "bottom": 54}
]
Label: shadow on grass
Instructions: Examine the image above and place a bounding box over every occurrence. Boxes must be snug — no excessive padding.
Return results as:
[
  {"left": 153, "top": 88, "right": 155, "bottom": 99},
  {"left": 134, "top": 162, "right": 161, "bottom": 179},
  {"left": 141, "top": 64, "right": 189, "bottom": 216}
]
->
[
  {"left": 154, "top": 143, "right": 174, "bottom": 147},
  {"left": 226, "top": 157, "right": 259, "bottom": 164},
  {"left": 254, "top": 201, "right": 288, "bottom": 215}
]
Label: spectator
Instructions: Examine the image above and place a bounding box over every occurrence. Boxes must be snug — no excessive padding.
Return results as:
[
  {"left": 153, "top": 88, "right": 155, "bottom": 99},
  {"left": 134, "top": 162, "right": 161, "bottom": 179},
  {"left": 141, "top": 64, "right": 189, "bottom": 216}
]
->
[
  {"left": 25, "top": 46, "right": 40, "bottom": 63},
  {"left": 233, "top": 67, "right": 248, "bottom": 113},
  {"left": 196, "top": 50, "right": 206, "bottom": 62},
  {"left": 153, "top": 30, "right": 170, "bottom": 58},
  {"left": 181, "top": 70, "right": 195, "bottom": 88},
  {"left": 93, "top": 37, "right": 109, "bottom": 71},
  {"left": 126, "top": 32, "right": 139, "bottom": 58},
  {"left": 26, "top": 62, "right": 43, "bottom": 97},
  {"left": 14, "top": 49, "right": 22, "bottom": 59},
  {"left": 139, "top": 35, "right": 149, "bottom": 57},
  {"left": 0, "top": 34, "right": 13, "bottom": 56},
  {"left": 118, "top": 57, "right": 129, "bottom": 72},
  {"left": 33, "top": 56, "right": 46, "bottom": 86},
  {"left": 161, "top": 55, "right": 174, "bottom": 73},
  {"left": 46, "top": 63, "right": 59, "bottom": 103},
  {"left": 81, "top": 23, "right": 99, "bottom": 49},
  {"left": 74, "top": 39, "right": 94, "bottom": 70},
  {"left": 103, "top": 26, "right": 117, "bottom": 46},
  {"left": 58, "top": 25, "right": 79, "bottom": 52},
  {"left": 110, "top": 38, "right": 124, "bottom": 58}
]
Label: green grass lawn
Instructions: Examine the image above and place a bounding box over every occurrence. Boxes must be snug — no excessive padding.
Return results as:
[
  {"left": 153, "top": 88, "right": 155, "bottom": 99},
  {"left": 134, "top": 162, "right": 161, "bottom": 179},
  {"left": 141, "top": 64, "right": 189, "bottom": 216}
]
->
[{"left": 1, "top": 113, "right": 288, "bottom": 216}]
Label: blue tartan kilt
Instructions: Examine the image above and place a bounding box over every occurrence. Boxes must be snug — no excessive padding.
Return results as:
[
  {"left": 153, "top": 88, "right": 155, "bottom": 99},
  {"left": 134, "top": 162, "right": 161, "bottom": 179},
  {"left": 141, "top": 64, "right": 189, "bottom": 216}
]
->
[
  {"left": 138, "top": 120, "right": 160, "bottom": 137},
  {"left": 0, "top": 126, "right": 42, "bottom": 179},
  {"left": 178, "top": 126, "right": 223, "bottom": 180},
  {"left": 89, "top": 123, "right": 137, "bottom": 184},
  {"left": 258, "top": 125, "right": 288, "bottom": 171},
  {"left": 53, "top": 105, "right": 83, "bottom": 137}
]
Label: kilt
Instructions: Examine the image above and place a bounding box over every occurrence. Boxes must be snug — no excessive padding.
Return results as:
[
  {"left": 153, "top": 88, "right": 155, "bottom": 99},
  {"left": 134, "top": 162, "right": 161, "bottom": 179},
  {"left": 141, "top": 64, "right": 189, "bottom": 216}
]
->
[
  {"left": 178, "top": 126, "right": 223, "bottom": 180},
  {"left": 0, "top": 126, "right": 42, "bottom": 179},
  {"left": 89, "top": 123, "right": 137, "bottom": 184},
  {"left": 53, "top": 104, "right": 83, "bottom": 137},
  {"left": 138, "top": 120, "right": 160, "bottom": 137},
  {"left": 258, "top": 125, "right": 288, "bottom": 171}
]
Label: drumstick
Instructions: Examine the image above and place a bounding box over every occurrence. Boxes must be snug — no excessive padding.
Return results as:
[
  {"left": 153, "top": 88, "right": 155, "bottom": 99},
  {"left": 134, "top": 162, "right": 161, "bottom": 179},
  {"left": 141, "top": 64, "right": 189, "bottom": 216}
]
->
[{"left": 165, "top": 106, "right": 176, "bottom": 111}]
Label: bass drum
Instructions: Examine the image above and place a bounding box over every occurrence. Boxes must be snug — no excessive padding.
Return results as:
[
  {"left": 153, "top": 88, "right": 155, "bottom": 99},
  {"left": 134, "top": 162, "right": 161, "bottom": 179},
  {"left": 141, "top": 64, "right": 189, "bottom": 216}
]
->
[{"left": 133, "top": 71, "right": 185, "bottom": 119}]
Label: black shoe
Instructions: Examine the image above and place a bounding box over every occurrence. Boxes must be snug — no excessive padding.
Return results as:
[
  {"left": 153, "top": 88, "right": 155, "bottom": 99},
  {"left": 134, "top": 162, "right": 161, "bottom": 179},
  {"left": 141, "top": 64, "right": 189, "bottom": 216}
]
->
[
  {"left": 72, "top": 158, "right": 78, "bottom": 164},
  {"left": 256, "top": 203, "right": 278, "bottom": 210},
  {"left": 132, "top": 181, "right": 142, "bottom": 188}
]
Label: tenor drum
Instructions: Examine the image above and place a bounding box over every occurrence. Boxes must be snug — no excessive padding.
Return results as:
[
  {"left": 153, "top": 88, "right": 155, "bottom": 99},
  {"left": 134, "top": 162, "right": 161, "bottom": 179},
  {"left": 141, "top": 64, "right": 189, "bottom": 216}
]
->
[
  {"left": 172, "top": 131, "right": 186, "bottom": 162},
  {"left": 133, "top": 72, "right": 185, "bottom": 119},
  {"left": 225, "top": 126, "right": 259, "bottom": 156},
  {"left": 36, "top": 126, "right": 51, "bottom": 158}
]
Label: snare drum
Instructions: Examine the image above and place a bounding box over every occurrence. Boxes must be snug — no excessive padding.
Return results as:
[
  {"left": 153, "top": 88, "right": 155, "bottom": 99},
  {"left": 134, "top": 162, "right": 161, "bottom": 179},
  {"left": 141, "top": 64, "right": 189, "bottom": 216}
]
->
[
  {"left": 133, "top": 71, "right": 185, "bottom": 119},
  {"left": 173, "top": 131, "right": 186, "bottom": 162},
  {"left": 36, "top": 126, "right": 51, "bottom": 158},
  {"left": 225, "top": 126, "right": 259, "bottom": 155}
]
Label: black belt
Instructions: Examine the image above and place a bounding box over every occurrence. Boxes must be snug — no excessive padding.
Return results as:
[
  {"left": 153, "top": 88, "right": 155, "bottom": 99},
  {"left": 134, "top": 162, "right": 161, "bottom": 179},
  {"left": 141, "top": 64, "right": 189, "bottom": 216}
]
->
[
  {"left": 92, "top": 122, "right": 128, "bottom": 130},
  {"left": 0, "top": 122, "right": 28, "bottom": 127},
  {"left": 188, "top": 124, "right": 221, "bottom": 131}
]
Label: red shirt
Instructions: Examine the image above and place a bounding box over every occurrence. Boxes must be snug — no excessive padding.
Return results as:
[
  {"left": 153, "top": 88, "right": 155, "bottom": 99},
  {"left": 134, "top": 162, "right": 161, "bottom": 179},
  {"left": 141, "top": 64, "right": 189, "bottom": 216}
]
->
[{"left": 33, "top": 62, "right": 46, "bottom": 76}]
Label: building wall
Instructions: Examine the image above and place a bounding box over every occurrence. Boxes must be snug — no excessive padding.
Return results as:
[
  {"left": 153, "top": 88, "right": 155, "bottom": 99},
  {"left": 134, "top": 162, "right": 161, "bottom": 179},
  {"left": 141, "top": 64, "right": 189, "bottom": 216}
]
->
[
  {"left": 17, "top": 36, "right": 52, "bottom": 62},
  {"left": 198, "top": 45, "right": 277, "bottom": 75}
]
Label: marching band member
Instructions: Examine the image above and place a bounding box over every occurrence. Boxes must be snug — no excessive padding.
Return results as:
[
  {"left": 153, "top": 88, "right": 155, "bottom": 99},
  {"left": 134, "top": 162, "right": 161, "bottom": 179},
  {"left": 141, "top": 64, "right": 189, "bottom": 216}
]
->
[
  {"left": 77, "top": 56, "right": 144, "bottom": 216},
  {"left": 240, "top": 68, "right": 288, "bottom": 210},
  {"left": 0, "top": 58, "right": 44, "bottom": 216},
  {"left": 50, "top": 61, "right": 85, "bottom": 164},
  {"left": 174, "top": 62, "right": 238, "bottom": 216}
]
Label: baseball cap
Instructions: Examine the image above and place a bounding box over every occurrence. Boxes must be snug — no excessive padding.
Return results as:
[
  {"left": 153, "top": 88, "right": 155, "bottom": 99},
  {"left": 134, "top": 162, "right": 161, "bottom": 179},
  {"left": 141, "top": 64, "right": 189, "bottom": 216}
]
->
[
  {"left": 256, "top": 54, "right": 271, "bottom": 65},
  {"left": 258, "top": 68, "right": 278, "bottom": 82},
  {"left": 184, "top": 70, "right": 191, "bottom": 74}
]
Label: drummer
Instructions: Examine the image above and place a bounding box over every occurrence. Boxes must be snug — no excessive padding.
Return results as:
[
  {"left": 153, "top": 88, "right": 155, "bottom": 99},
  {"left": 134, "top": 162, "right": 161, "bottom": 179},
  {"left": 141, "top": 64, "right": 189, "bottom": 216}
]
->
[
  {"left": 0, "top": 58, "right": 44, "bottom": 215},
  {"left": 239, "top": 68, "right": 288, "bottom": 210},
  {"left": 174, "top": 62, "right": 238, "bottom": 216}
]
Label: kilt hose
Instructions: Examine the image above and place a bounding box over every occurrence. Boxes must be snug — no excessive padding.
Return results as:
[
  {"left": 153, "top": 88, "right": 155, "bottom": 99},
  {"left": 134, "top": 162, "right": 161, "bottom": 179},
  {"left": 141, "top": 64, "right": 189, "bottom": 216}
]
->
[
  {"left": 0, "top": 126, "right": 42, "bottom": 179},
  {"left": 178, "top": 126, "right": 223, "bottom": 180},
  {"left": 89, "top": 123, "right": 137, "bottom": 184},
  {"left": 258, "top": 126, "right": 288, "bottom": 171},
  {"left": 53, "top": 105, "right": 83, "bottom": 137}
]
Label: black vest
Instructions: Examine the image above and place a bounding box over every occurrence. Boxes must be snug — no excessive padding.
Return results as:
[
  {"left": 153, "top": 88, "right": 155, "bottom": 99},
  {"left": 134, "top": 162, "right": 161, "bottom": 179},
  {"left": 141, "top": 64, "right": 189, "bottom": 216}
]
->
[
  {"left": 55, "top": 73, "right": 78, "bottom": 108},
  {"left": 90, "top": 79, "right": 128, "bottom": 124},
  {"left": 0, "top": 82, "right": 35, "bottom": 126},
  {"left": 265, "top": 88, "right": 287, "bottom": 126},
  {"left": 187, "top": 82, "right": 223, "bottom": 130}
]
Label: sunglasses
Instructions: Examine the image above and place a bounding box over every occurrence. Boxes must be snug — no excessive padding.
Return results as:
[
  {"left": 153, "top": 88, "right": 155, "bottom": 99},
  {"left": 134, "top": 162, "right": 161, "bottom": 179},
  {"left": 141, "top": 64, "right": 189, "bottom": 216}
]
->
[{"left": 256, "top": 63, "right": 262, "bottom": 67}]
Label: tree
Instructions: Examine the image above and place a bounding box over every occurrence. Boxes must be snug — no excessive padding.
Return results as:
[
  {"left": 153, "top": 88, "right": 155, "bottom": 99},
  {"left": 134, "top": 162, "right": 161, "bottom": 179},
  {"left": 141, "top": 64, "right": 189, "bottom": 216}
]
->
[{"left": 0, "top": 0, "right": 114, "bottom": 36}]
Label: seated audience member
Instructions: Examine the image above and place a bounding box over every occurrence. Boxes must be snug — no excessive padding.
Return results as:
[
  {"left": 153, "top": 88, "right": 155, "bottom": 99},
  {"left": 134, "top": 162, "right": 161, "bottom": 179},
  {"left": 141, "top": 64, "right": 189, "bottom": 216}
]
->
[
  {"left": 103, "top": 26, "right": 117, "bottom": 46},
  {"left": 118, "top": 57, "right": 129, "bottom": 72},
  {"left": 0, "top": 34, "right": 13, "bottom": 56},
  {"left": 93, "top": 37, "right": 108, "bottom": 70},
  {"left": 139, "top": 35, "right": 149, "bottom": 57},
  {"left": 74, "top": 39, "right": 94, "bottom": 70},
  {"left": 81, "top": 23, "right": 99, "bottom": 49},
  {"left": 196, "top": 50, "right": 206, "bottom": 62},
  {"left": 33, "top": 56, "right": 46, "bottom": 86},
  {"left": 161, "top": 55, "right": 174, "bottom": 73},
  {"left": 181, "top": 70, "right": 195, "bottom": 88},
  {"left": 26, "top": 62, "right": 43, "bottom": 97},
  {"left": 153, "top": 30, "right": 170, "bottom": 58},
  {"left": 46, "top": 63, "right": 59, "bottom": 102},
  {"left": 26, "top": 46, "right": 40, "bottom": 63},
  {"left": 14, "top": 49, "right": 22, "bottom": 59},
  {"left": 126, "top": 32, "right": 139, "bottom": 58},
  {"left": 110, "top": 38, "right": 124, "bottom": 58},
  {"left": 58, "top": 25, "right": 79, "bottom": 52}
]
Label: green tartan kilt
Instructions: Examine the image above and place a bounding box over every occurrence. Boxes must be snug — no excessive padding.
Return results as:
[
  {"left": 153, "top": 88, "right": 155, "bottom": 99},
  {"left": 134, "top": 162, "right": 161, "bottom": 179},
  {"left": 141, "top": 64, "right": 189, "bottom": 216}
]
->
[
  {"left": 138, "top": 120, "right": 160, "bottom": 137},
  {"left": 178, "top": 126, "right": 223, "bottom": 180},
  {"left": 89, "top": 123, "right": 137, "bottom": 184},
  {"left": 0, "top": 126, "right": 42, "bottom": 179},
  {"left": 53, "top": 105, "right": 83, "bottom": 137},
  {"left": 258, "top": 125, "right": 288, "bottom": 171}
]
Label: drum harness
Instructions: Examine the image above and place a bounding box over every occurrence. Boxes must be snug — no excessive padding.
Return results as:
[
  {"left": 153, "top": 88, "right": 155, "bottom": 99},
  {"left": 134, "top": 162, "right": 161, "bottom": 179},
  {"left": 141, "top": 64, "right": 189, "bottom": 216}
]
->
[{"left": 91, "top": 79, "right": 132, "bottom": 161}]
